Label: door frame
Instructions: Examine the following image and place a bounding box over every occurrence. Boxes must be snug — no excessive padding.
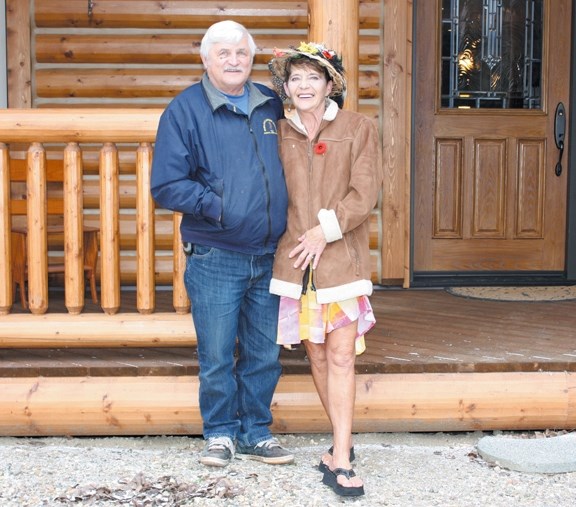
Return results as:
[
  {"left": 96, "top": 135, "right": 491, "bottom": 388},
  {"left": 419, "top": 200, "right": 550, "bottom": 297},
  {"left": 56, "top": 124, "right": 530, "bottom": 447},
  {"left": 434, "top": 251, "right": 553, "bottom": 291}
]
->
[
  {"left": 410, "top": 0, "right": 576, "bottom": 286},
  {"left": 566, "top": 3, "right": 576, "bottom": 281}
]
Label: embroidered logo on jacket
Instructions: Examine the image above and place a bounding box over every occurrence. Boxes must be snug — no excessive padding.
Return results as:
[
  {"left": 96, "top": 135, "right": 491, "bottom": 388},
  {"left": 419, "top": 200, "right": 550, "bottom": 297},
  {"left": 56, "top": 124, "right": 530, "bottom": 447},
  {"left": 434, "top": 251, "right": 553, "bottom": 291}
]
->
[{"left": 263, "top": 119, "right": 278, "bottom": 135}]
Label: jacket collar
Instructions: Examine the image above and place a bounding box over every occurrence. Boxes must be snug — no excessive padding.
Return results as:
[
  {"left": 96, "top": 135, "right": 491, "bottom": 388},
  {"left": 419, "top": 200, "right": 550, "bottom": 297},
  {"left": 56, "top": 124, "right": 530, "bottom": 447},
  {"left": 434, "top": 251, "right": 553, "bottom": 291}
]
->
[
  {"left": 285, "top": 99, "right": 339, "bottom": 136},
  {"left": 201, "top": 73, "right": 272, "bottom": 115}
]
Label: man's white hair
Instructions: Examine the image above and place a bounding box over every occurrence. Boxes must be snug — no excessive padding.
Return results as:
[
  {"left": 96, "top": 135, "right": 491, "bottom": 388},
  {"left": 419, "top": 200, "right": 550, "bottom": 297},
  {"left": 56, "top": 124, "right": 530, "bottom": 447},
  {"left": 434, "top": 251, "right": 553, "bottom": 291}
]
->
[{"left": 200, "top": 20, "right": 257, "bottom": 61}]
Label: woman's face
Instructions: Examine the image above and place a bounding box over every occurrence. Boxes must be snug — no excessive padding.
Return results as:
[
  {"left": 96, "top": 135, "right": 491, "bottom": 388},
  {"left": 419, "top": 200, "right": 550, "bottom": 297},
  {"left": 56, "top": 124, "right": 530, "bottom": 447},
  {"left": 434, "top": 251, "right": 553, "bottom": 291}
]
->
[{"left": 283, "top": 64, "right": 333, "bottom": 114}]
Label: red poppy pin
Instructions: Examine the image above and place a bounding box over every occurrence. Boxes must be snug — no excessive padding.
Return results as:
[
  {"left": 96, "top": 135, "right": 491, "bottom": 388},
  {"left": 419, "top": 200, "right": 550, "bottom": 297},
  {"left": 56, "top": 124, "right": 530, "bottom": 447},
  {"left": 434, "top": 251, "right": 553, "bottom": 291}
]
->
[{"left": 314, "top": 142, "right": 327, "bottom": 155}]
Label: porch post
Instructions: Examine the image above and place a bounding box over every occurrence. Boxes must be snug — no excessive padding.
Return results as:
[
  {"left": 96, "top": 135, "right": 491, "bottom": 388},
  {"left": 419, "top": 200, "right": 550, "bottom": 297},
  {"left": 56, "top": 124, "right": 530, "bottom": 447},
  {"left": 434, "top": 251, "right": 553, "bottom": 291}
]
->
[
  {"left": 5, "top": 0, "right": 31, "bottom": 107},
  {"left": 308, "top": 0, "right": 359, "bottom": 111},
  {"left": 0, "top": 0, "right": 7, "bottom": 108},
  {"left": 0, "top": 144, "right": 11, "bottom": 313}
]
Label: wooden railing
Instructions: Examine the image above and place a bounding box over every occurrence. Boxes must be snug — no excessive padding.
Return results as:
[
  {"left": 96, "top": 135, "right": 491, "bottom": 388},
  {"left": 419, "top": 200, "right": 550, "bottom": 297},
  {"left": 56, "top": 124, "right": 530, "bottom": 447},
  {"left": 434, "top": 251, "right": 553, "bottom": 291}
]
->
[{"left": 0, "top": 109, "right": 195, "bottom": 347}]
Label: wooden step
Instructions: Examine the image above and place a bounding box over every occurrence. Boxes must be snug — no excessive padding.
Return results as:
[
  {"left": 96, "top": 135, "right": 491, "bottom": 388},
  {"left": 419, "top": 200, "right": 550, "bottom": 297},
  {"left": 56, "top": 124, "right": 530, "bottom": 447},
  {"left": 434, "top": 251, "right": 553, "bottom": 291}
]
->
[{"left": 1, "top": 371, "right": 574, "bottom": 436}]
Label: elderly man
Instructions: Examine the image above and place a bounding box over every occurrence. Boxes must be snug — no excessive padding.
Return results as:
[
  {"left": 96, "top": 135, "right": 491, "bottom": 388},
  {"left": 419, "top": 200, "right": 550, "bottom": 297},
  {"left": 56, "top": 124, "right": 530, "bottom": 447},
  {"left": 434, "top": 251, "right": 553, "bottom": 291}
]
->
[{"left": 151, "top": 20, "right": 291, "bottom": 467}]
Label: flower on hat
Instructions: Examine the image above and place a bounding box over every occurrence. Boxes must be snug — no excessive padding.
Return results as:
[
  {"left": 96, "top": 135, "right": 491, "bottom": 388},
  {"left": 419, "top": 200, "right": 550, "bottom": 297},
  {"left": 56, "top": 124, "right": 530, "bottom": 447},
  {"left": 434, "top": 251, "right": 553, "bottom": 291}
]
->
[
  {"left": 297, "top": 42, "right": 320, "bottom": 55},
  {"left": 295, "top": 42, "right": 339, "bottom": 64}
]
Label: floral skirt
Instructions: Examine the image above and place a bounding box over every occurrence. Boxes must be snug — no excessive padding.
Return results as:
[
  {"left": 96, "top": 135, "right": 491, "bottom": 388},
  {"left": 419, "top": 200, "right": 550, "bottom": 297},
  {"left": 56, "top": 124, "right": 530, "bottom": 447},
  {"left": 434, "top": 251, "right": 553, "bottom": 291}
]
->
[{"left": 277, "top": 286, "right": 376, "bottom": 356}]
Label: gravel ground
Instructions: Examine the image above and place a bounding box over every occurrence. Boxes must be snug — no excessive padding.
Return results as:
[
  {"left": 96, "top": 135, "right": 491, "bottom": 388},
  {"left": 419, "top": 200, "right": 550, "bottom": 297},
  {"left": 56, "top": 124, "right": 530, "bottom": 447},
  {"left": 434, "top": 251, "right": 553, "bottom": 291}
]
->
[{"left": 1, "top": 432, "right": 576, "bottom": 507}]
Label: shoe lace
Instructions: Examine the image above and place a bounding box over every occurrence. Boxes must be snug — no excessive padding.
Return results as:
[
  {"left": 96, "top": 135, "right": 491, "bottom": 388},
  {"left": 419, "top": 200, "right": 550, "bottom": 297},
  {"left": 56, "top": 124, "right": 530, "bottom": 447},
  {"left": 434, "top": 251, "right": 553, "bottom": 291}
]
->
[
  {"left": 208, "top": 436, "right": 234, "bottom": 454},
  {"left": 255, "top": 437, "right": 282, "bottom": 450}
]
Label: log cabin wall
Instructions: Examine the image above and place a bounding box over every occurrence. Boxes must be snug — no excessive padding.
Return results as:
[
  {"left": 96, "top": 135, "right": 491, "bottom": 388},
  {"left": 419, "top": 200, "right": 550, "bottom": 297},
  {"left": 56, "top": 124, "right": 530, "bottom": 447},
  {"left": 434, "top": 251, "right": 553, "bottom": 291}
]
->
[{"left": 5, "top": 0, "right": 412, "bottom": 287}]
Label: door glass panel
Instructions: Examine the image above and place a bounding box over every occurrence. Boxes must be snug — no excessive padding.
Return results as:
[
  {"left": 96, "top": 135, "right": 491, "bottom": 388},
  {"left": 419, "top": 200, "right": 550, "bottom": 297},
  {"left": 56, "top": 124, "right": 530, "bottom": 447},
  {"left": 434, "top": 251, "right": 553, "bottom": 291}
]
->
[{"left": 440, "top": 0, "right": 543, "bottom": 109}]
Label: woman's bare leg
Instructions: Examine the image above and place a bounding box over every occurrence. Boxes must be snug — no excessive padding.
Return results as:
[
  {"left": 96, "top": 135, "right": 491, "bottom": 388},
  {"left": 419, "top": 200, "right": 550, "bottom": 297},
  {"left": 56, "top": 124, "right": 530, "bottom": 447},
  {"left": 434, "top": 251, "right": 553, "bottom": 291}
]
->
[
  {"left": 304, "top": 322, "right": 362, "bottom": 486},
  {"left": 303, "top": 340, "right": 333, "bottom": 467},
  {"left": 303, "top": 340, "right": 330, "bottom": 415},
  {"left": 304, "top": 338, "right": 355, "bottom": 471},
  {"left": 324, "top": 322, "right": 362, "bottom": 488}
]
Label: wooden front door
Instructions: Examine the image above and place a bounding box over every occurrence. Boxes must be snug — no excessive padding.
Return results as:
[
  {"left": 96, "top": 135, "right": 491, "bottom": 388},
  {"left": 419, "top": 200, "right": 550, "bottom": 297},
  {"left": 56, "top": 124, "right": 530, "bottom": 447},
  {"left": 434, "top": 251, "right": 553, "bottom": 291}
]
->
[{"left": 413, "top": 0, "right": 571, "bottom": 281}]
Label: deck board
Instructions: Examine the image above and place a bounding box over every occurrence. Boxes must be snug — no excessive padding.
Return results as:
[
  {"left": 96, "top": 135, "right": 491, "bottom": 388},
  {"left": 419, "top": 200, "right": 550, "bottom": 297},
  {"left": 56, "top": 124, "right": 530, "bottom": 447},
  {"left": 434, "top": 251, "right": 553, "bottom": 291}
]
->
[{"left": 2, "top": 288, "right": 575, "bottom": 376}]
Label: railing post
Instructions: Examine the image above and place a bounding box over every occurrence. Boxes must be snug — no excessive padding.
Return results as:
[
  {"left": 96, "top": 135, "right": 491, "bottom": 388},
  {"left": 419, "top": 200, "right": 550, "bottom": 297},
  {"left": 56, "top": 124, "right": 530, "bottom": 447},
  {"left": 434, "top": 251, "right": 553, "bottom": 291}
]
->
[
  {"left": 136, "top": 142, "right": 155, "bottom": 314},
  {"left": 308, "top": 0, "right": 359, "bottom": 111},
  {"left": 99, "top": 142, "right": 120, "bottom": 315},
  {"left": 27, "top": 143, "right": 48, "bottom": 315},
  {"left": 172, "top": 212, "right": 190, "bottom": 314},
  {"left": 0, "top": 143, "right": 12, "bottom": 314},
  {"left": 63, "top": 142, "right": 85, "bottom": 314}
]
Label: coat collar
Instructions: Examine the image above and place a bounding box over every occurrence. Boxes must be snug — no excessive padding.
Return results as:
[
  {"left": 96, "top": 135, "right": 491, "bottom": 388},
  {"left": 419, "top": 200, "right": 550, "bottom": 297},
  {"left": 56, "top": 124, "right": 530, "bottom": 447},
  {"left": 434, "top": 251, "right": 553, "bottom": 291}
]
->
[
  {"left": 201, "top": 73, "right": 272, "bottom": 115},
  {"left": 284, "top": 99, "right": 339, "bottom": 137}
]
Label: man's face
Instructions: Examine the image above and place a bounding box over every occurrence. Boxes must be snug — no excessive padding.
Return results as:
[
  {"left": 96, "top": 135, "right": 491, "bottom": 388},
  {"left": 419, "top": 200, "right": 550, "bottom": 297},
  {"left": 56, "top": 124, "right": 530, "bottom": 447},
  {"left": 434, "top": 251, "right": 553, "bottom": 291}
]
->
[{"left": 202, "top": 37, "right": 253, "bottom": 95}]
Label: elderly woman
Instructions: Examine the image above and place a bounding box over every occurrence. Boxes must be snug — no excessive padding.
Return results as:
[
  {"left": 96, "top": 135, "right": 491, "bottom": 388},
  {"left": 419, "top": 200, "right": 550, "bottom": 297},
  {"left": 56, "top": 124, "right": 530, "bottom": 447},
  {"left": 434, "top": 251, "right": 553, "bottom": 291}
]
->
[{"left": 268, "top": 43, "right": 383, "bottom": 497}]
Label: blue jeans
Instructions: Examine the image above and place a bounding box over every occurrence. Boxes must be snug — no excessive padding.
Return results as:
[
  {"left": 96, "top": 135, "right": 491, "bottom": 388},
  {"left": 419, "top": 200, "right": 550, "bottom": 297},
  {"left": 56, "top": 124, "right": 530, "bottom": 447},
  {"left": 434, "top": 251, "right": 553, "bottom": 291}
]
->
[{"left": 184, "top": 245, "right": 282, "bottom": 446}]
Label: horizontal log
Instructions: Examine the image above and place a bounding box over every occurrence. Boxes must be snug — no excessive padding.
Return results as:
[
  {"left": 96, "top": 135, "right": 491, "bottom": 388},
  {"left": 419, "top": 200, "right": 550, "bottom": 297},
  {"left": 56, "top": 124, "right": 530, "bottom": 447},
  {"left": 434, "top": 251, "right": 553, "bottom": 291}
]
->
[
  {"left": 42, "top": 256, "right": 380, "bottom": 286},
  {"left": 36, "top": 255, "right": 175, "bottom": 285},
  {"left": 34, "top": 1, "right": 379, "bottom": 30},
  {"left": 11, "top": 213, "right": 175, "bottom": 249},
  {"left": 11, "top": 199, "right": 63, "bottom": 215},
  {"left": 36, "top": 102, "right": 169, "bottom": 110},
  {"left": 103, "top": 256, "right": 174, "bottom": 285},
  {"left": 0, "top": 375, "right": 202, "bottom": 436},
  {"left": 35, "top": 69, "right": 380, "bottom": 100},
  {"left": 35, "top": 209, "right": 379, "bottom": 250},
  {"left": 359, "top": 0, "right": 381, "bottom": 29},
  {"left": 0, "top": 312, "right": 195, "bottom": 347},
  {"left": 0, "top": 109, "right": 162, "bottom": 143},
  {"left": 34, "top": 103, "right": 382, "bottom": 122},
  {"left": 9, "top": 148, "right": 142, "bottom": 175},
  {"left": 32, "top": 213, "right": 379, "bottom": 254},
  {"left": 36, "top": 69, "right": 201, "bottom": 98},
  {"left": 34, "top": 0, "right": 310, "bottom": 29},
  {"left": 35, "top": 34, "right": 380, "bottom": 66},
  {"left": 36, "top": 34, "right": 206, "bottom": 65},
  {"left": 39, "top": 248, "right": 380, "bottom": 286},
  {"left": 9, "top": 158, "right": 65, "bottom": 181},
  {"left": 0, "top": 371, "right": 574, "bottom": 436}
]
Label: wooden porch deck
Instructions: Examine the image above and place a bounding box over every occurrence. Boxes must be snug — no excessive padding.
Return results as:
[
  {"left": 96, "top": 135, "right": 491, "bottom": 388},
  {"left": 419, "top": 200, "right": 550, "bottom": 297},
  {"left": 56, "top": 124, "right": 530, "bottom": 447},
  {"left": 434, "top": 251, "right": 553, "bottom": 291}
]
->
[
  {"left": 1, "top": 288, "right": 576, "bottom": 436},
  {"left": 3, "top": 287, "right": 576, "bottom": 376}
]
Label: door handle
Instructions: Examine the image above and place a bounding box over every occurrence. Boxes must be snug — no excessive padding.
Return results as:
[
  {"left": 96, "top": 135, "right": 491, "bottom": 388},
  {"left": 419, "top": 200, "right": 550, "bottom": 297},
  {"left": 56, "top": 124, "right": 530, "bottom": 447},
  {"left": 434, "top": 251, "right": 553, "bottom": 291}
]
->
[{"left": 554, "top": 102, "right": 565, "bottom": 176}]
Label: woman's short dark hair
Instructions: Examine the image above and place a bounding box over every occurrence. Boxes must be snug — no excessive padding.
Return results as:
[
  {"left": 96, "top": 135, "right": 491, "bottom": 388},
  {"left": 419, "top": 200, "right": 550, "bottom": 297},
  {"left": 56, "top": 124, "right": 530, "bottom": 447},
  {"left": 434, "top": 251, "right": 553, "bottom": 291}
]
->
[{"left": 285, "top": 57, "right": 332, "bottom": 84}]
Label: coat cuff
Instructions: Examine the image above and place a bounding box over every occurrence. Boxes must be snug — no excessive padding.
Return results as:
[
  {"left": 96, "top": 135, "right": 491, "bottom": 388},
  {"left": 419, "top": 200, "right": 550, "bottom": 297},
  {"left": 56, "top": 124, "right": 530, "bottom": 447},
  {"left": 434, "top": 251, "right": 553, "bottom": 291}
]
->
[
  {"left": 318, "top": 209, "right": 342, "bottom": 243},
  {"left": 269, "top": 278, "right": 302, "bottom": 300}
]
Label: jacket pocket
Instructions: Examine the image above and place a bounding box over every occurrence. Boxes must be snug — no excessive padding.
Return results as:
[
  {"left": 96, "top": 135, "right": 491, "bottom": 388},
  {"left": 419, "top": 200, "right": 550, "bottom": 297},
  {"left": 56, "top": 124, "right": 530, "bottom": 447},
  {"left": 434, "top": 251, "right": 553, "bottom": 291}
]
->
[{"left": 346, "top": 231, "right": 361, "bottom": 276}]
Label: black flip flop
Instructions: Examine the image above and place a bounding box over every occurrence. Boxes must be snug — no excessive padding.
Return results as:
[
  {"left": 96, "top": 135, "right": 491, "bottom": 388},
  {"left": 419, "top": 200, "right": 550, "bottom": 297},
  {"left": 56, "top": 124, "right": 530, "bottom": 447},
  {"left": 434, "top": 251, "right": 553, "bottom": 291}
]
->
[
  {"left": 317, "top": 446, "right": 355, "bottom": 472},
  {"left": 322, "top": 467, "right": 365, "bottom": 497}
]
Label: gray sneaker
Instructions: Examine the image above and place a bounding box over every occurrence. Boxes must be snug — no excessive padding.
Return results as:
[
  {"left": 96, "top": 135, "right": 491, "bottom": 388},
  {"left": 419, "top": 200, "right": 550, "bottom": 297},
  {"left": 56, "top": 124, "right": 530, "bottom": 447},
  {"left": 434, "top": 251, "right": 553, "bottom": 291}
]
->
[
  {"left": 199, "top": 436, "right": 234, "bottom": 467},
  {"left": 236, "top": 437, "right": 294, "bottom": 465}
]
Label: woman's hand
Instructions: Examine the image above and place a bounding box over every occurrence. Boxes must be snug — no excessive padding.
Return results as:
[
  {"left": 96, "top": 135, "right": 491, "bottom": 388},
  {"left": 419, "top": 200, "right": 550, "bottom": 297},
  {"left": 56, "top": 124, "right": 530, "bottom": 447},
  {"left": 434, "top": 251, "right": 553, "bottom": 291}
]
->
[{"left": 289, "top": 225, "right": 327, "bottom": 270}]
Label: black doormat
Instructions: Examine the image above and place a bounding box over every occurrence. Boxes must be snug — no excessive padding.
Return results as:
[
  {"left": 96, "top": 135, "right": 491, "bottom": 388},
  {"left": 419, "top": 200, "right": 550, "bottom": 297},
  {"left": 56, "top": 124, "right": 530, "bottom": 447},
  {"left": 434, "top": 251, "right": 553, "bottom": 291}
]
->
[{"left": 446, "top": 286, "right": 576, "bottom": 302}]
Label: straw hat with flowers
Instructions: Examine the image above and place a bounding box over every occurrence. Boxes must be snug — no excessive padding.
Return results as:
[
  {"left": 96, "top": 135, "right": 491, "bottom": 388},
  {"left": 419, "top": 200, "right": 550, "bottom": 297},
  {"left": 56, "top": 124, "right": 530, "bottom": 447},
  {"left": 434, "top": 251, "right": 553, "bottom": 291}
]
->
[{"left": 268, "top": 42, "right": 346, "bottom": 101}]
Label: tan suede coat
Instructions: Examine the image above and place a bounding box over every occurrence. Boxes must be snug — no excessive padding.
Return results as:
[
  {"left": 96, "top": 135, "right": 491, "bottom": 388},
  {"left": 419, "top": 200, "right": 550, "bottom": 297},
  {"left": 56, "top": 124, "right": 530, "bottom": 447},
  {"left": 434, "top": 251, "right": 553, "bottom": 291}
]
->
[{"left": 270, "top": 104, "right": 383, "bottom": 304}]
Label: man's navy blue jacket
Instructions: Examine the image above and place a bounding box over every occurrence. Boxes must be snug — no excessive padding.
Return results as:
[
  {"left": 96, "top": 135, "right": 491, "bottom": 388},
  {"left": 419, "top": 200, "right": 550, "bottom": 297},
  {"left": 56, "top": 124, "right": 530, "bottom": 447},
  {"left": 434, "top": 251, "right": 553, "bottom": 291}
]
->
[{"left": 151, "top": 74, "right": 288, "bottom": 255}]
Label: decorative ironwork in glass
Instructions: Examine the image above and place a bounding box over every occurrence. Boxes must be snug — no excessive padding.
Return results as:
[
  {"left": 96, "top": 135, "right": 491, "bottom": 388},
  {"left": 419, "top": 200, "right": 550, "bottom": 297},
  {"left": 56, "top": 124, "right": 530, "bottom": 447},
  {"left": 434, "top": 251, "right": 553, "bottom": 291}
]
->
[{"left": 441, "top": 0, "right": 542, "bottom": 109}]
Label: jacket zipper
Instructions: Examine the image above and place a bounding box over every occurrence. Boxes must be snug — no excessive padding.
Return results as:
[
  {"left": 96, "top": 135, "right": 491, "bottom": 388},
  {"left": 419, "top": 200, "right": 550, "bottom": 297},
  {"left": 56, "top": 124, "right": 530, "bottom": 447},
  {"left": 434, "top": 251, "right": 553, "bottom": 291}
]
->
[
  {"left": 307, "top": 140, "right": 317, "bottom": 292},
  {"left": 246, "top": 116, "right": 273, "bottom": 247}
]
